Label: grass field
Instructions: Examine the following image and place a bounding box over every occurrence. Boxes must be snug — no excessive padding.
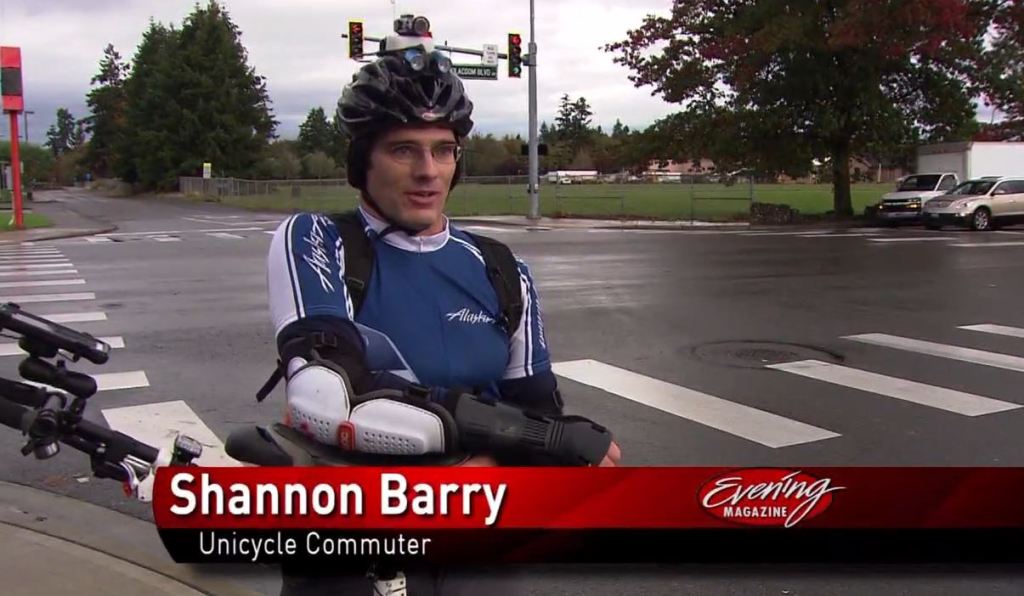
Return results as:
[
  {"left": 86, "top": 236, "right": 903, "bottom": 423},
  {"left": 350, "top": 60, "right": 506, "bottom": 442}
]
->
[
  {"left": 0, "top": 212, "right": 53, "bottom": 232},
  {"left": 188, "top": 181, "right": 893, "bottom": 221}
]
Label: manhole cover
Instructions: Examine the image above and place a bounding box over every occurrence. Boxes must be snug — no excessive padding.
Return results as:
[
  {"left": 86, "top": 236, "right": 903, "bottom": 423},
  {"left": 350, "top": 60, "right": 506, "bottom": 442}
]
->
[{"left": 691, "top": 341, "right": 843, "bottom": 369}]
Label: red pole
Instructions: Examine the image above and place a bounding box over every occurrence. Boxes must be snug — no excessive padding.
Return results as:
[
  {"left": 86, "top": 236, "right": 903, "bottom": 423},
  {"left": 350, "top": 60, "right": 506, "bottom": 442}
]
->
[{"left": 8, "top": 111, "right": 23, "bottom": 229}]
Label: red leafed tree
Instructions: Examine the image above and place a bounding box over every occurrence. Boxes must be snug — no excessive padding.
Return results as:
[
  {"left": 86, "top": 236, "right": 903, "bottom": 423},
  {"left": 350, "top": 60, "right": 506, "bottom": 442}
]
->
[{"left": 604, "top": 0, "right": 1005, "bottom": 216}]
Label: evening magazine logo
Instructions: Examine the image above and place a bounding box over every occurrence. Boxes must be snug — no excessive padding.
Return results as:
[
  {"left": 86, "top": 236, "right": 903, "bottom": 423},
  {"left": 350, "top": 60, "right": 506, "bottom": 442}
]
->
[{"left": 698, "top": 468, "right": 845, "bottom": 528}]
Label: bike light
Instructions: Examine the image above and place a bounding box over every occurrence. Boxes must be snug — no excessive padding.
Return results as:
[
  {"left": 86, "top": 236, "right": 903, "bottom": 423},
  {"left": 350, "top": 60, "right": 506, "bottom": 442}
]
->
[
  {"left": 413, "top": 16, "right": 430, "bottom": 35},
  {"left": 433, "top": 52, "right": 452, "bottom": 74},
  {"left": 404, "top": 48, "right": 427, "bottom": 71}
]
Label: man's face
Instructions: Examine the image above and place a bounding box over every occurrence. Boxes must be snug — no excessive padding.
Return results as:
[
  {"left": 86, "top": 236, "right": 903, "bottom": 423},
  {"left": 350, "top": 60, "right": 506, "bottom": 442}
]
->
[{"left": 363, "top": 124, "right": 459, "bottom": 235}]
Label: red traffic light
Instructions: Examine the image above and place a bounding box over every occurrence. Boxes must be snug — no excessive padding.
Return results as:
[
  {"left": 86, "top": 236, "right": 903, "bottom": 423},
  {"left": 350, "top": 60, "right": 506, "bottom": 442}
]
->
[{"left": 510, "top": 34, "right": 521, "bottom": 45}]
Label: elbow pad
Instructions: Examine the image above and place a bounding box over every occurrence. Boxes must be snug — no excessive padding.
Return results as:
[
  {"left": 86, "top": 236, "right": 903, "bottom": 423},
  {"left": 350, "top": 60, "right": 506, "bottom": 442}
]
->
[{"left": 284, "top": 356, "right": 458, "bottom": 455}]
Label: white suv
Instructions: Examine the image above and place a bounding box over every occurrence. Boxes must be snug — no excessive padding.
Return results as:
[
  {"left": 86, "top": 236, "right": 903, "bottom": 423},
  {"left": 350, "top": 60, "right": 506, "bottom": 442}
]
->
[
  {"left": 921, "top": 177, "right": 1024, "bottom": 231},
  {"left": 873, "top": 173, "right": 960, "bottom": 223}
]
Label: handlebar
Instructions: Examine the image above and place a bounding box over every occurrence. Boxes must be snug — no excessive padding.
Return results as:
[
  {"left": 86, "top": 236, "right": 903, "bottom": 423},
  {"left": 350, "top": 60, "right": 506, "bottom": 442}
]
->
[{"left": 0, "top": 302, "right": 203, "bottom": 500}]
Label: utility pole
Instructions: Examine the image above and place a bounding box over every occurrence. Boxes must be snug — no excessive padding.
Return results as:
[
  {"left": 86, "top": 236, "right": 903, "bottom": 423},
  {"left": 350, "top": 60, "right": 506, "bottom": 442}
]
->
[{"left": 527, "top": 0, "right": 539, "bottom": 221}]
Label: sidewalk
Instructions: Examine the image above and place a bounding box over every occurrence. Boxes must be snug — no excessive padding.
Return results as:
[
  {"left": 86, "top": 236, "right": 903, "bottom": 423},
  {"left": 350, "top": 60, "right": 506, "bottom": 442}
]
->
[
  {"left": 0, "top": 190, "right": 117, "bottom": 245},
  {"left": 0, "top": 481, "right": 279, "bottom": 596}
]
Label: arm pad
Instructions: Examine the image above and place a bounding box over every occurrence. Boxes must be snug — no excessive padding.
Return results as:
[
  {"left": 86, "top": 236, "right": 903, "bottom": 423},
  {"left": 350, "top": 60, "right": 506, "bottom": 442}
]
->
[{"left": 450, "top": 394, "right": 612, "bottom": 466}]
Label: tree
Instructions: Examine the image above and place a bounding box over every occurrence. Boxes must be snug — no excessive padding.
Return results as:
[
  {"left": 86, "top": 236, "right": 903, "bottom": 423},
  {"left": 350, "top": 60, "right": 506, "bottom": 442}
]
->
[
  {"left": 302, "top": 151, "right": 336, "bottom": 179},
  {"left": 978, "top": 1, "right": 1024, "bottom": 138},
  {"left": 118, "top": 2, "right": 276, "bottom": 190},
  {"left": 605, "top": 0, "right": 997, "bottom": 216},
  {"left": 298, "top": 107, "right": 333, "bottom": 156},
  {"left": 118, "top": 20, "right": 181, "bottom": 187},
  {"left": 84, "top": 44, "right": 130, "bottom": 177},
  {"left": 44, "top": 108, "right": 77, "bottom": 157}
]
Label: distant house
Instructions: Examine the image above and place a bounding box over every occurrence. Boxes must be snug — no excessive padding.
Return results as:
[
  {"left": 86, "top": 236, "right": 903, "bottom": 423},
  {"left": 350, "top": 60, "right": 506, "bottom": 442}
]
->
[{"left": 545, "top": 170, "right": 599, "bottom": 184}]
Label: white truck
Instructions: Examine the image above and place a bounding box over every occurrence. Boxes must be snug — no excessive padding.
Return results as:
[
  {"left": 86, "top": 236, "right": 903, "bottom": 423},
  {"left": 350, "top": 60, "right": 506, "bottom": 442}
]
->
[
  {"left": 873, "top": 172, "right": 960, "bottom": 223},
  {"left": 916, "top": 141, "right": 1024, "bottom": 181}
]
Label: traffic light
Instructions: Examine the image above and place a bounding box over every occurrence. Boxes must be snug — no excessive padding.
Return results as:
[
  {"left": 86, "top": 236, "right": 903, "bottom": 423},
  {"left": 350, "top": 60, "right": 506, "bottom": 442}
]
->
[
  {"left": 348, "top": 21, "right": 364, "bottom": 60},
  {"left": 507, "top": 33, "right": 522, "bottom": 78},
  {"left": 1, "top": 46, "right": 24, "bottom": 112}
]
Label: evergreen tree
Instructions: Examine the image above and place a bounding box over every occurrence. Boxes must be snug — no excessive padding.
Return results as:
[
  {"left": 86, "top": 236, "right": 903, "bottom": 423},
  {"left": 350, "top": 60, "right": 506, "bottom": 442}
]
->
[{"left": 84, "top": 44, "right": 130, "bottom": 177}]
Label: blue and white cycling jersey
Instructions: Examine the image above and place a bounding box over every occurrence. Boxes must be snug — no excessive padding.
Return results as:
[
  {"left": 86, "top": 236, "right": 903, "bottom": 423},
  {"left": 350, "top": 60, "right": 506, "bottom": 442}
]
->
[{"left": 267, "top": 206, "right": 552, "bottom": 400}]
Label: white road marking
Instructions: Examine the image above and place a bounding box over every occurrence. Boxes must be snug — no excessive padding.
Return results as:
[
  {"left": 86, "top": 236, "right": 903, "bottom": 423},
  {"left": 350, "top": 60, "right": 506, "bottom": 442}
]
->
[
  {"left": 843, "top": 333, "right": 1024, "bottom": 373},
  {"left": 84, "top": 237, "right": 114, "bottom": 243},
  {"left": 0, "top": 255, "right": 68, "bottom": 262},
  {"left": 98, "top": 227, "right": 264, "bottom": 237},
  {"left": 958, "top": 324, "right": 1024, "bottom": 340},
  {"left": 208, "top": 232, "right": 244, "bottom": 239},
  {"left": 0, "top": 336, "right": 124, "bottom": 357},
  {"left": 0, "top": 278, "right": 86, "bottom": 289},
  {"left": 552, "top": 359, "right": 840, "bottom": 448},
  {"left": 44, "top": 311, "right": 108, "bottom": 323},
  {"left": 263, "top": 231, "right": 275, "bottom": 235},
  {"left": 948, "top": 241, "right": 1024, "bottom": 248},
  {"left": 798, "top": 233, "right": 878, "bottom": 238},
  {"left": 0, "top": 292, "right": 95, "bottom": 303},
  {"left": 102, "top": 400, "right": 241, "bottom": 467},
  {"left": 768, "top": 359, "right": 1020, "bottom": 416},
  {"left": 0, "top": 249, "right": 62, "bottom": 256},
  {"left": 26, "top": 370, "right": 148, "bottom": 392},
  {"left": 0, "top": 269, "right": 78, "bottom": 277},
  {"left": 0, "top": 263, "right": 74, "bottom": 270},
  {"left": 869, "top": 237, "right": 956, "bottom": 243},
  {"left": 151, "top": 236, "right": 182, "bottom": 242}
]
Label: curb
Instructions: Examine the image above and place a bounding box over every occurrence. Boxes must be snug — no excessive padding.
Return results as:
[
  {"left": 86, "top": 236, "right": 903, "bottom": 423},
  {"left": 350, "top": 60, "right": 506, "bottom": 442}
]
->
[
  {"left": 0, "top": 481, "right": 272, "bottom": 596},
  {"left": 0, "top": 225, "right": 120, "bottom": 245}
]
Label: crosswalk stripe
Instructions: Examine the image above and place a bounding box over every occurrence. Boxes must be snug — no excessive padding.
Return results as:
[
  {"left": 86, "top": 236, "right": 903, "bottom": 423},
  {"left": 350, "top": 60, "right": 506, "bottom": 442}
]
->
[
  {"left": 552, "top": 359, "right": 840, "bottom": 448},
  {"left": 948, "top": 241, "right": 1024, "bottom": 248},
  {"left": 26, "top": 370, "right": 148, "bottom": 392},
  {"left": 0, "top": 336, "right": 124, "bottom": 357},
  {"left": 0, "top": 250, "right": 62, "bottom": 257},
  {"left": 869, "top": 237, "right": 956, "bottom": 243},
  {"left": 43, "top": 311, "right": 108, "bottom": 323},
  {"left": 798, "top": 233, "right": 877, "bottom": 238},
  {"left": 0, "top": 256, "right": 69, "bottom": 262},
  {"left": 0, "top": 279, "right": 86, "bottom": 289},
  {"left": 102, "top": 400, "right": 240, "bottom": 467},
  {"left": 263, "top": 231, "right": 275, "bottom": 235},
  {"left": 0, "top": 269, "right": 78, "bottom": 277},
  {"left": 767, "top": 359, "right": 1020, "bottom": 416},
  {"left": 151, "top": 236, "right": 182, "bottom": 242},
  {"left": 208, "top": 232, "right": 244, "bottom": 239},
  {"left": 958, "top": 324, "right": 1024, "bottom": 339},
  {"left": 0, "top": 263, "right": 74, "bottom": 270},
  {"left": 0, "top": 292, "right": 95, "bottom": 303},
  {"left": 85, "top": 237, "right": 114, "bottom": 243},
  {"left": 843, "top": 333, "right": 1024, "bottom": 373}
]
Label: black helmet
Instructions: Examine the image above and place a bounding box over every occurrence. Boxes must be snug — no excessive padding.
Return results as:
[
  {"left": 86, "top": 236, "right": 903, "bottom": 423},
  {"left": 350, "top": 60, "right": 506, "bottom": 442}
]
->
[
  {"left": 339, "top": 54, "right": 474, "bottom": 140},
  {"left": 339, "top": 54, "right": 474, "bottom": 192}
]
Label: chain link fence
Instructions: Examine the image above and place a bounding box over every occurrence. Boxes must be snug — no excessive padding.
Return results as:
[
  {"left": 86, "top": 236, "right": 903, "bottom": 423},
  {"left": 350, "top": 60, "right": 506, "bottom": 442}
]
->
[{"left": 183, "top": 173, "right": 850, "bottom": 222}]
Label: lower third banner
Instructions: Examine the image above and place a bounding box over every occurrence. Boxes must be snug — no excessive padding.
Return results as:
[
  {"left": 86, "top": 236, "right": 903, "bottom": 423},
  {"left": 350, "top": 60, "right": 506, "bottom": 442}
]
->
[{"left": 152, "top": 466, "right": 1024, "bottom": 566}]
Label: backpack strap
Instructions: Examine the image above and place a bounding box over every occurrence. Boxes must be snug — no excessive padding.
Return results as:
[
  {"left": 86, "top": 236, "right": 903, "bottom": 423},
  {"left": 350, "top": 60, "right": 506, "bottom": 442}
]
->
[
  {"left": 329, "top": 210, "right": 374, "bottom": 317},
  {"left": 464, "top": 232, "right": 525, "bottom": 340}
]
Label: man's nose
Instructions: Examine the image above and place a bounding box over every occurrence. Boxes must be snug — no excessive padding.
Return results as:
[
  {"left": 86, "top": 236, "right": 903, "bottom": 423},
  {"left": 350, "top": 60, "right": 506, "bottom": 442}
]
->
[{"left": 411, "top": 152, "right": 441, "bottom": 178}]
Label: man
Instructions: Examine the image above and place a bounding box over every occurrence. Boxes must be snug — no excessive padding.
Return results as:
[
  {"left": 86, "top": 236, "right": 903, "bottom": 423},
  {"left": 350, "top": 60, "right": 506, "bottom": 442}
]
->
[{"left": 266, "top": 49, "right": 619, "bottom": 594}]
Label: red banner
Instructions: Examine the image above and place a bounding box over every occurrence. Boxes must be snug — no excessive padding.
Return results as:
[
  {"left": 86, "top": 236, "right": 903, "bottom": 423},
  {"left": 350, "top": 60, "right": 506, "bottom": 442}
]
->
[{"left": 153, "top": 466, "right": 1024, "bottom": 530}]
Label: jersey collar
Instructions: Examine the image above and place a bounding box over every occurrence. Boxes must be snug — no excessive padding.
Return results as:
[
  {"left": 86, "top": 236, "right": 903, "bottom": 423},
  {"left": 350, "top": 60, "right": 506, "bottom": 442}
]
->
[{"left": 358, "top": 206, "right": 450, "bottom": 253}]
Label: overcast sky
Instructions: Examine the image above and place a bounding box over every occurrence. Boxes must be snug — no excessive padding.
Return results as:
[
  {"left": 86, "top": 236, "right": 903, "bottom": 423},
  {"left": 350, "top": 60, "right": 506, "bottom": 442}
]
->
[
  {"left": 0, "top": 0, "right": 687, "bottom": 144},
  {"left": 0, "top": 0, "right": 1003, "bottom": 145}
]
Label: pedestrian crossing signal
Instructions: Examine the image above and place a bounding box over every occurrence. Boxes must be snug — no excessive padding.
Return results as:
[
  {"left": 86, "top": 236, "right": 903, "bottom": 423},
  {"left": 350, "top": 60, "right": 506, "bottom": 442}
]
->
[
  {"left": 508, "top": 33, "right": 522, "bottom": 78},
  {"left": 349, "top": 21, "right": 364, "bottom": 60}
]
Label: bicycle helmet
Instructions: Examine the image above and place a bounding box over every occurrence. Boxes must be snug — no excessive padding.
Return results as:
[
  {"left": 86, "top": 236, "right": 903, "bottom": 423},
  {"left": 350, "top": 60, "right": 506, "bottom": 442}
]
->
[{"left": 339, "top": 53, "right": 474, "bottom": 193}]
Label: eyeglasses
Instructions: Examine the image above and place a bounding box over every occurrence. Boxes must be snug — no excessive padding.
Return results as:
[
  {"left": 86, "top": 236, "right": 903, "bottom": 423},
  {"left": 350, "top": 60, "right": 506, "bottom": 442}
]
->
[{"left": 384, "top": 143, "right": 463, "bottom": 165}]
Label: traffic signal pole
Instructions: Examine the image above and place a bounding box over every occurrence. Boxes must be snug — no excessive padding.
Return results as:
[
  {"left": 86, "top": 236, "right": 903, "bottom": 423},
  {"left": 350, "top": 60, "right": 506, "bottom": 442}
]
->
[
  {"left": 527, "top": 0, "right": 539, "bottom": 221},
  {"left": 8, "top": 112, "right": 23, "bottom": 229}
]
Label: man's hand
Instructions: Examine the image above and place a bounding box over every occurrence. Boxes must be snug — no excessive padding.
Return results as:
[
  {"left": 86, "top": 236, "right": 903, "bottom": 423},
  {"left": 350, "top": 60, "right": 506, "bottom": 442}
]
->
[
  {"left": 458, "top": 454, "right": 499, "bottom": 467},
  {"left": 599, "top": 440, "right": 621, "bottom": 467}
]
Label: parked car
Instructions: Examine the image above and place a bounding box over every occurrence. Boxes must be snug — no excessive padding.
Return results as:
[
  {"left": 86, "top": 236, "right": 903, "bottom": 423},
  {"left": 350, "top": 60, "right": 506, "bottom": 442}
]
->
[
  {"left": 921, "top": 176, "right": 1024, "bottom": 231},
  {"left": 871, "top": 173, "right": 960, "bottom": 224}
]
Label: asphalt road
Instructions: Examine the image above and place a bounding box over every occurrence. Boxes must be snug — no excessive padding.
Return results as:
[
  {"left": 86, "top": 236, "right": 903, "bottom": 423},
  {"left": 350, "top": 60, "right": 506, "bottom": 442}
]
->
[{"left": 2, "top": 191, "right": 1024, "bottom": 594}]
